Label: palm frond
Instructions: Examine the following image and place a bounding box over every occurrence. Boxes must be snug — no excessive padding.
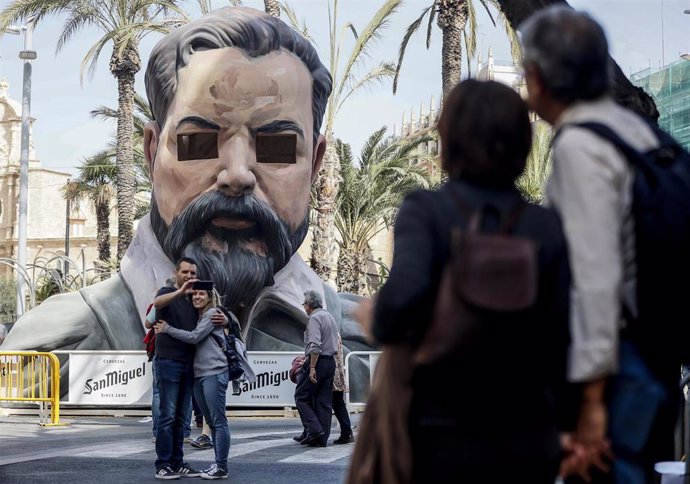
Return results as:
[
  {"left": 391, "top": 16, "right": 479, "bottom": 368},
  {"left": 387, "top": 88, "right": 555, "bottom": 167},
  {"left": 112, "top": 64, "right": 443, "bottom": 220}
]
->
[
  {"left": 425, "top": 0, "right": 437, "bottom": 49},
  {"left": 516, "top": 122, "right": 553, "bottom": 203},
  {"left": 280, "top": 1, "right": 313, "bottom": 42},
  {"left": 335, "top": 126, "right": 433, "bottom": 253},
  {"left": 338, "top": 62, "right": 395, "bottom": 112},
  {"left": 392, "top": 5, "right": 430, "bottom": 94},
  {"left": 477, "top": 0, "right": 497, "bottom": 27},
  {"left": 79, "top": 29, "right": 117, "bottom": 83},
  {"left": 341, "top": 0, "right": 400, "bottom": 76},
  {"left": 329, "top": 0, "right": 401, "bottom": 130},
  {"left": 90, "top": 105, "right": 119, "bottom": 121},
  {"left": 464, "top": 1, "right": 479, "bottom": 61},
  {"left": 56, "top": 4, "right": 95, "bottom": 52},
  {"left": 0, "top": 1, "right": 69, "bottom": 33}
]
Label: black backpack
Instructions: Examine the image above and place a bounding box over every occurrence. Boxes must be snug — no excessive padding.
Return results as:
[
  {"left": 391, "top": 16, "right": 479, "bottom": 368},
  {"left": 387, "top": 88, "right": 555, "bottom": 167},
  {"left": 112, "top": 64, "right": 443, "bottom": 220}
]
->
[
  {"left": 211, "top": 305, "right": 245, "bottom": 381},
  {"left": 211, "top": 332, "right": 244, "bottom": 381},
  {"left": 564, "top": 121, "right": 690, "bottom": 372}
]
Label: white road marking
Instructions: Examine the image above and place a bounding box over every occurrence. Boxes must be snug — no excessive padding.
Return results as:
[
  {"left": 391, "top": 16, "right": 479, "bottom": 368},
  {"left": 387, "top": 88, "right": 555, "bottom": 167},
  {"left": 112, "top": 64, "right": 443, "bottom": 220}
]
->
[
  {"left": 230, "top": 437, "right": 295, "bottom": 457},
  {"left": 279, "top": 443, "right": 353, "bottom": 464}
]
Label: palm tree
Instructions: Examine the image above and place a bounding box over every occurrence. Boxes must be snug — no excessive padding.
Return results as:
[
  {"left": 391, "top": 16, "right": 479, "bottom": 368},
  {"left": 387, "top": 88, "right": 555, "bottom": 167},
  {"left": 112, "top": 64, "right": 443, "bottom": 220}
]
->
[
  {"left": 62, "top": 153, "right": 117, "bottom": 265},
  {"left": 263, "top": 0, "right": 280, "bottom": 18},
  {"left": 335, "top": 129, "right": 434, "bottom": 295},
  {"left": 89, "top": 92, "right": 153, "bottom": 214},
  {"left": 0, "top": 0, "right": 185, "bottom": 264},
  {"left": 281, "top": 0, "right": 402, "bottom": 285},
  {"left": 394, "top": 0, "right": 520, "bottom": 99},
  {"left": 196, "top": 0, "right": 244, "bottom": 14},
  {"left": 515, "top": 121, "right": 552, "bottom": 204}
]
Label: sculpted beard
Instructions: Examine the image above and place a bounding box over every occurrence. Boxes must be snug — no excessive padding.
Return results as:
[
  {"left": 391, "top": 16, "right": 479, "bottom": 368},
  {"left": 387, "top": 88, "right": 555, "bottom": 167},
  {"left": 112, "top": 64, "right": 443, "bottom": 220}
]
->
[{"left": 150, "top": 191, "right": 308, "bottom": 308}]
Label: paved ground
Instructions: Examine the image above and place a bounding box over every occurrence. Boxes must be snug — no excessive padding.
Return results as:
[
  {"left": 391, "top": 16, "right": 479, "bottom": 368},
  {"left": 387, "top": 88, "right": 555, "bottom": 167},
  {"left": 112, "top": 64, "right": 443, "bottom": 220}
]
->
[{"left": 0, "top": 412, "right": 361, "bottom": 483}]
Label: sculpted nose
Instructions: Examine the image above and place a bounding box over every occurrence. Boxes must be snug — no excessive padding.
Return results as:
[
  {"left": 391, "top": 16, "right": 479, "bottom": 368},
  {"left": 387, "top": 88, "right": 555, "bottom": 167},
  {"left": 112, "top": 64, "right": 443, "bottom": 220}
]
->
[{"left": 216, "top": 133, "right": 256, "bottom": 197}]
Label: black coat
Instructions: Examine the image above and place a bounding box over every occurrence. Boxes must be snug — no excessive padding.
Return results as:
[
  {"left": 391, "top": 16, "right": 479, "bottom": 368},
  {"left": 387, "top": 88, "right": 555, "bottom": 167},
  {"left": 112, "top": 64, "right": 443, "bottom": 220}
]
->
[{"left": 373, "top": 178, "right": 572, "bottom": 480}]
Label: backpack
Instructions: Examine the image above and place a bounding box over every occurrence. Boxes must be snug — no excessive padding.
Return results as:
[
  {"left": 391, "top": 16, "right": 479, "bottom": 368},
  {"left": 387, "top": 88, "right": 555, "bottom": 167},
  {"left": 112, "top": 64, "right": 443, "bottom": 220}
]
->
[
  {"left": 211, "top": 331, "right": 245, "bottom": 381},
  {"left": 563, "top": 121, "right": 690, "bottom": 371},
  {"left": 414, "top": 189, "right": 538, "bottom": 366},
  {"left": 210, "top": 305, "right": 245, "bottom": 381}
]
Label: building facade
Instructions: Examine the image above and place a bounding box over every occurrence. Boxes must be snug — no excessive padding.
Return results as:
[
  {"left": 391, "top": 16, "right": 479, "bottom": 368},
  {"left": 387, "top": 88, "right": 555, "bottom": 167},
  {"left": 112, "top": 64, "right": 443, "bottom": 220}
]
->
[
  {"left": 631, "top": 60, "right": 690, "bottom": 151},
  {"left": 0, "top": 80, "right": 114, "bottom": 299}
]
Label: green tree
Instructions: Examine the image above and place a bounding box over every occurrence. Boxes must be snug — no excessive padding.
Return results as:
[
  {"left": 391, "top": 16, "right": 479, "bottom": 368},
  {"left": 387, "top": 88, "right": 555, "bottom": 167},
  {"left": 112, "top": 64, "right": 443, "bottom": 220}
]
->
[
  {"left": 0, "top": 277, "right": 17, "bottom": 323},
  {"left": 394, "top": 0, "right": 520, "bottom": 98},
  {"left": 263, "top": 0, "right": 280, "bottom": 17},
  {"left": 515, "top": 121, "right": 552, "bottom": 204},
  {"left": 64, "top": 93, "right": 153, "bottom": 266},
  {"left": 335, "top": 129, "right": 433, "bottom": 295},
  {"left": 89, "top": 92, "right": 154, "bottom": 216},
  {"left": 0, "top": 0, "right": 185, "bottom": 264},
  {"left": 282, "top": 0, "right": 402, "bottom": 284},
  {"left": 62, "top": 155, "right": 116, "bottom": 264}
]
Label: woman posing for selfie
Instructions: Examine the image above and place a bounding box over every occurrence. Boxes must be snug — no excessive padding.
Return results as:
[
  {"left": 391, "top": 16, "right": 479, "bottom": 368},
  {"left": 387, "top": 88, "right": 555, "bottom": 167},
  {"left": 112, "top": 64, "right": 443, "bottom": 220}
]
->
[{"left": 155, "top": 288, "right": 238, "bottom": 480}]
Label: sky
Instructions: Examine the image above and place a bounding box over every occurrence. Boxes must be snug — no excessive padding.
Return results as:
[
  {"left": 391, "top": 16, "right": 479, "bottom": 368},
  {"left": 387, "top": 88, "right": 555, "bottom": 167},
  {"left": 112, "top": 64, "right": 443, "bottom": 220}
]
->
[{"left": 0, "top": 0, "right": 688, "bottom": 176}]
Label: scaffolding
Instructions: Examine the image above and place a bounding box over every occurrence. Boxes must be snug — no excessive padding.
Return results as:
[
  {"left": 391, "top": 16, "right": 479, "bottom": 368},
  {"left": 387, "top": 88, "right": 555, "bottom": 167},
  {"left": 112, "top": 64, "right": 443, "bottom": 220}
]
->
[{"left": 631, "top": 60, "right": 690, "bottom": 151}]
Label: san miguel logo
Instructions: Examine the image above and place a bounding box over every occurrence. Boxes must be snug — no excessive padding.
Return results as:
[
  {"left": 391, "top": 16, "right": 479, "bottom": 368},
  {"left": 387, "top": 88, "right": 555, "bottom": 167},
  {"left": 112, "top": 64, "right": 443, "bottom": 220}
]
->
[
  {"left": 232, "top": 370, "right": 289, "bottom": 396},
  {"left": 83, "top": 363, "right": 147, "bottom": 395}
]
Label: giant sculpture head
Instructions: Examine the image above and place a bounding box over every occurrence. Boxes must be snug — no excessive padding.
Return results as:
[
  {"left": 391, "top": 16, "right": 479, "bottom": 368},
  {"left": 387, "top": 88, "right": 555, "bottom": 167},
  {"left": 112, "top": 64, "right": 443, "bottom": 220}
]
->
[{"left": 144, "top": 7, "right": 332, "bottom": 309}]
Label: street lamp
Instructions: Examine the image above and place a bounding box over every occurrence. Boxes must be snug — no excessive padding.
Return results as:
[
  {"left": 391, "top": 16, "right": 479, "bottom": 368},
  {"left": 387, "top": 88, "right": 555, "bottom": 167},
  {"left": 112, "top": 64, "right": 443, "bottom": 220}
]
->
[
  {"left": 8, "top": 22, "right": 37, "bottom": 317},
  {"left": 684, "top": 10, "right": 690, "bottom": 62},
  {"left": 80, "top": 244, "right": 87, "bottom": 288}
]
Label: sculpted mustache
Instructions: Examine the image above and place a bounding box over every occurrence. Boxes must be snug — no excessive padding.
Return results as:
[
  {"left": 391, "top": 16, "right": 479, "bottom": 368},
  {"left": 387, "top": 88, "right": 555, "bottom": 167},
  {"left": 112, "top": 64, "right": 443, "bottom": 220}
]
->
[{"left": 163, "top": 191, "right": 292, "bottom": 260}]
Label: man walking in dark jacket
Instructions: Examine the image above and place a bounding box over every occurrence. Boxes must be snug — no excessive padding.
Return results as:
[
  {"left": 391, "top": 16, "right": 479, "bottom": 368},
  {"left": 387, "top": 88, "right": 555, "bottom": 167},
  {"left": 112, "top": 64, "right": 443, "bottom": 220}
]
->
[{"left": 295, "top": 290, "right": 340, "bottom": 448}]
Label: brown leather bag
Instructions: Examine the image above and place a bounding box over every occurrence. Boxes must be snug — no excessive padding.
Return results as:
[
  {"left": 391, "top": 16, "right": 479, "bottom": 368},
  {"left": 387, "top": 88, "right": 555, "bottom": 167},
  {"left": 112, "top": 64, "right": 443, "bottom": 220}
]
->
[{"left": 414, "top": 191, "right": 538, "bottom": 366}]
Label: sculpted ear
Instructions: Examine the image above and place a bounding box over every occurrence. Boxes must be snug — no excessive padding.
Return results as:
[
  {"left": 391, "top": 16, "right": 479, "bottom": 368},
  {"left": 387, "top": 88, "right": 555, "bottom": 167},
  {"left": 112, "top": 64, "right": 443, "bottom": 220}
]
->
[
  {"left": 311, "top": 134, "right": 326, "bottom": 184},
  {"left": 144, "top": 121, "right": 160, "bottom": 182}
]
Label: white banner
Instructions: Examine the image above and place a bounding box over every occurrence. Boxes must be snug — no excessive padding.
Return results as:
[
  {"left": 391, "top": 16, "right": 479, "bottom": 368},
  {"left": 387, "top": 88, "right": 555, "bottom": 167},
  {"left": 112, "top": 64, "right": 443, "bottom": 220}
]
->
[
  {"left": 68, "top": 352, "right": 152, "bottom": 405},
  {"left": 227, "top": 352, "right": 301, "bottom": 407},
  {"left": 61, "top": 351, "right": 324, "bottom": 407}
]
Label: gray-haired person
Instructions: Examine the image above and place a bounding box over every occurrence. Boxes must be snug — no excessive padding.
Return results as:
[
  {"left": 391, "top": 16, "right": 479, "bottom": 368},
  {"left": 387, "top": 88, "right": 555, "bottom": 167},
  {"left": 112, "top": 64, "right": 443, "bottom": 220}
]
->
[
  {"left": 1, "top": 6, "right": 374, "bottom": 405},
  {"left": 521, "top": 6, "right": 674, "bottom": 484},
  {"left": 294, "top": 290, "right": 340, "bottom": 447}
]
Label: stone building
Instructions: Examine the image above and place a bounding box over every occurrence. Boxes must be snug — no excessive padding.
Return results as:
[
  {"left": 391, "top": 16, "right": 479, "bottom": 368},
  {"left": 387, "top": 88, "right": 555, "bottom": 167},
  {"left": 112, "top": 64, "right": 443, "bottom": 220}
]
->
[{"left": 0, "top": 80, "right": 113, "bottom": 297}]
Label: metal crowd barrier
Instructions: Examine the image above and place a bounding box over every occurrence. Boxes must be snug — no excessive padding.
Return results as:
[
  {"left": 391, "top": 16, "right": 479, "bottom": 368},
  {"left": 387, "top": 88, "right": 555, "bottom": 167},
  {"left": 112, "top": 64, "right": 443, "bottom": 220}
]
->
[
  {"left": 0, "top": 351, "right": 62, "bottom": 425},
  {"left": 344, "top": 350, "right": 381, "bottom": 407}
]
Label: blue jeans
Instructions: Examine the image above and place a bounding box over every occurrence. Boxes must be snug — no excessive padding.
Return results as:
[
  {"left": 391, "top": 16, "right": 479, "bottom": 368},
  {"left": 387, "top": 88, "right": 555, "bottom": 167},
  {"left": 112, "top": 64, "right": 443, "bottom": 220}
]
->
[
  {"left": 154, "top": 357, "right": 194, "bottom": 471},
  {"left": 607, "top": 341, "right": 677, "bottom": 484},
  {"left": 152, "top": 362, "right": 160, "bottom": 437},
  {"left": 153, "top": 359, "right": 192, "bottom": 438},
  {"left": 194, "top": 371, "right": 230, "bottom": 471}
]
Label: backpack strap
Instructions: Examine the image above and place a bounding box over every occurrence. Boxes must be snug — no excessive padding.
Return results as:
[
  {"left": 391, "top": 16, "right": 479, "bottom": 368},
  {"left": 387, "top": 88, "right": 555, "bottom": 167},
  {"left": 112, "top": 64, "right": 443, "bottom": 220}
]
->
[
  {"left": 210, "top": 331, "right": 227, "bottom": 351},
  {"left": 558, "top": 122, "right": 646, "bottom": 168},
  {"left": 447, "top": 184, "right": 526, "bottom": 234}
]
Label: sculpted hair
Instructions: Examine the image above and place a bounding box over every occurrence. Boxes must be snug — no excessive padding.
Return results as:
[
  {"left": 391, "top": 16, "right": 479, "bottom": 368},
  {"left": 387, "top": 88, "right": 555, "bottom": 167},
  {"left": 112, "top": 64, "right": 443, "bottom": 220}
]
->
[
  {"left": 145, "top": 6, "right": 332, "bottom": 146},
  {"left": 439, "top": 79, "right": 531, "bottom": 183},
  {"left": 520, "top": 6, "right": 611, "bottom": 103},
  {"left": 303, "top": 290, "right": 323, "bottom": 309}
]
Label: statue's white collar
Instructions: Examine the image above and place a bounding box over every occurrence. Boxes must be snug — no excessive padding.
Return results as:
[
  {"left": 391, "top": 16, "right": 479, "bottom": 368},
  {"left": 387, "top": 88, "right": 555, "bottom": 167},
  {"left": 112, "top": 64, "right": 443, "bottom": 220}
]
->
[{"left": 120, "top": 213, "right": 326, "bottom": 328}]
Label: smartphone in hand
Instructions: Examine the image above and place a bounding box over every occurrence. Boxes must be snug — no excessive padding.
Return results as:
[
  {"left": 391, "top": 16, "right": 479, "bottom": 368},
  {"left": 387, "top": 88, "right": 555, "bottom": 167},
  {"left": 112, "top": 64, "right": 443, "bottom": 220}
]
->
[{"left": 192, "top": 280, "right": 213, "bottom": 291}]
